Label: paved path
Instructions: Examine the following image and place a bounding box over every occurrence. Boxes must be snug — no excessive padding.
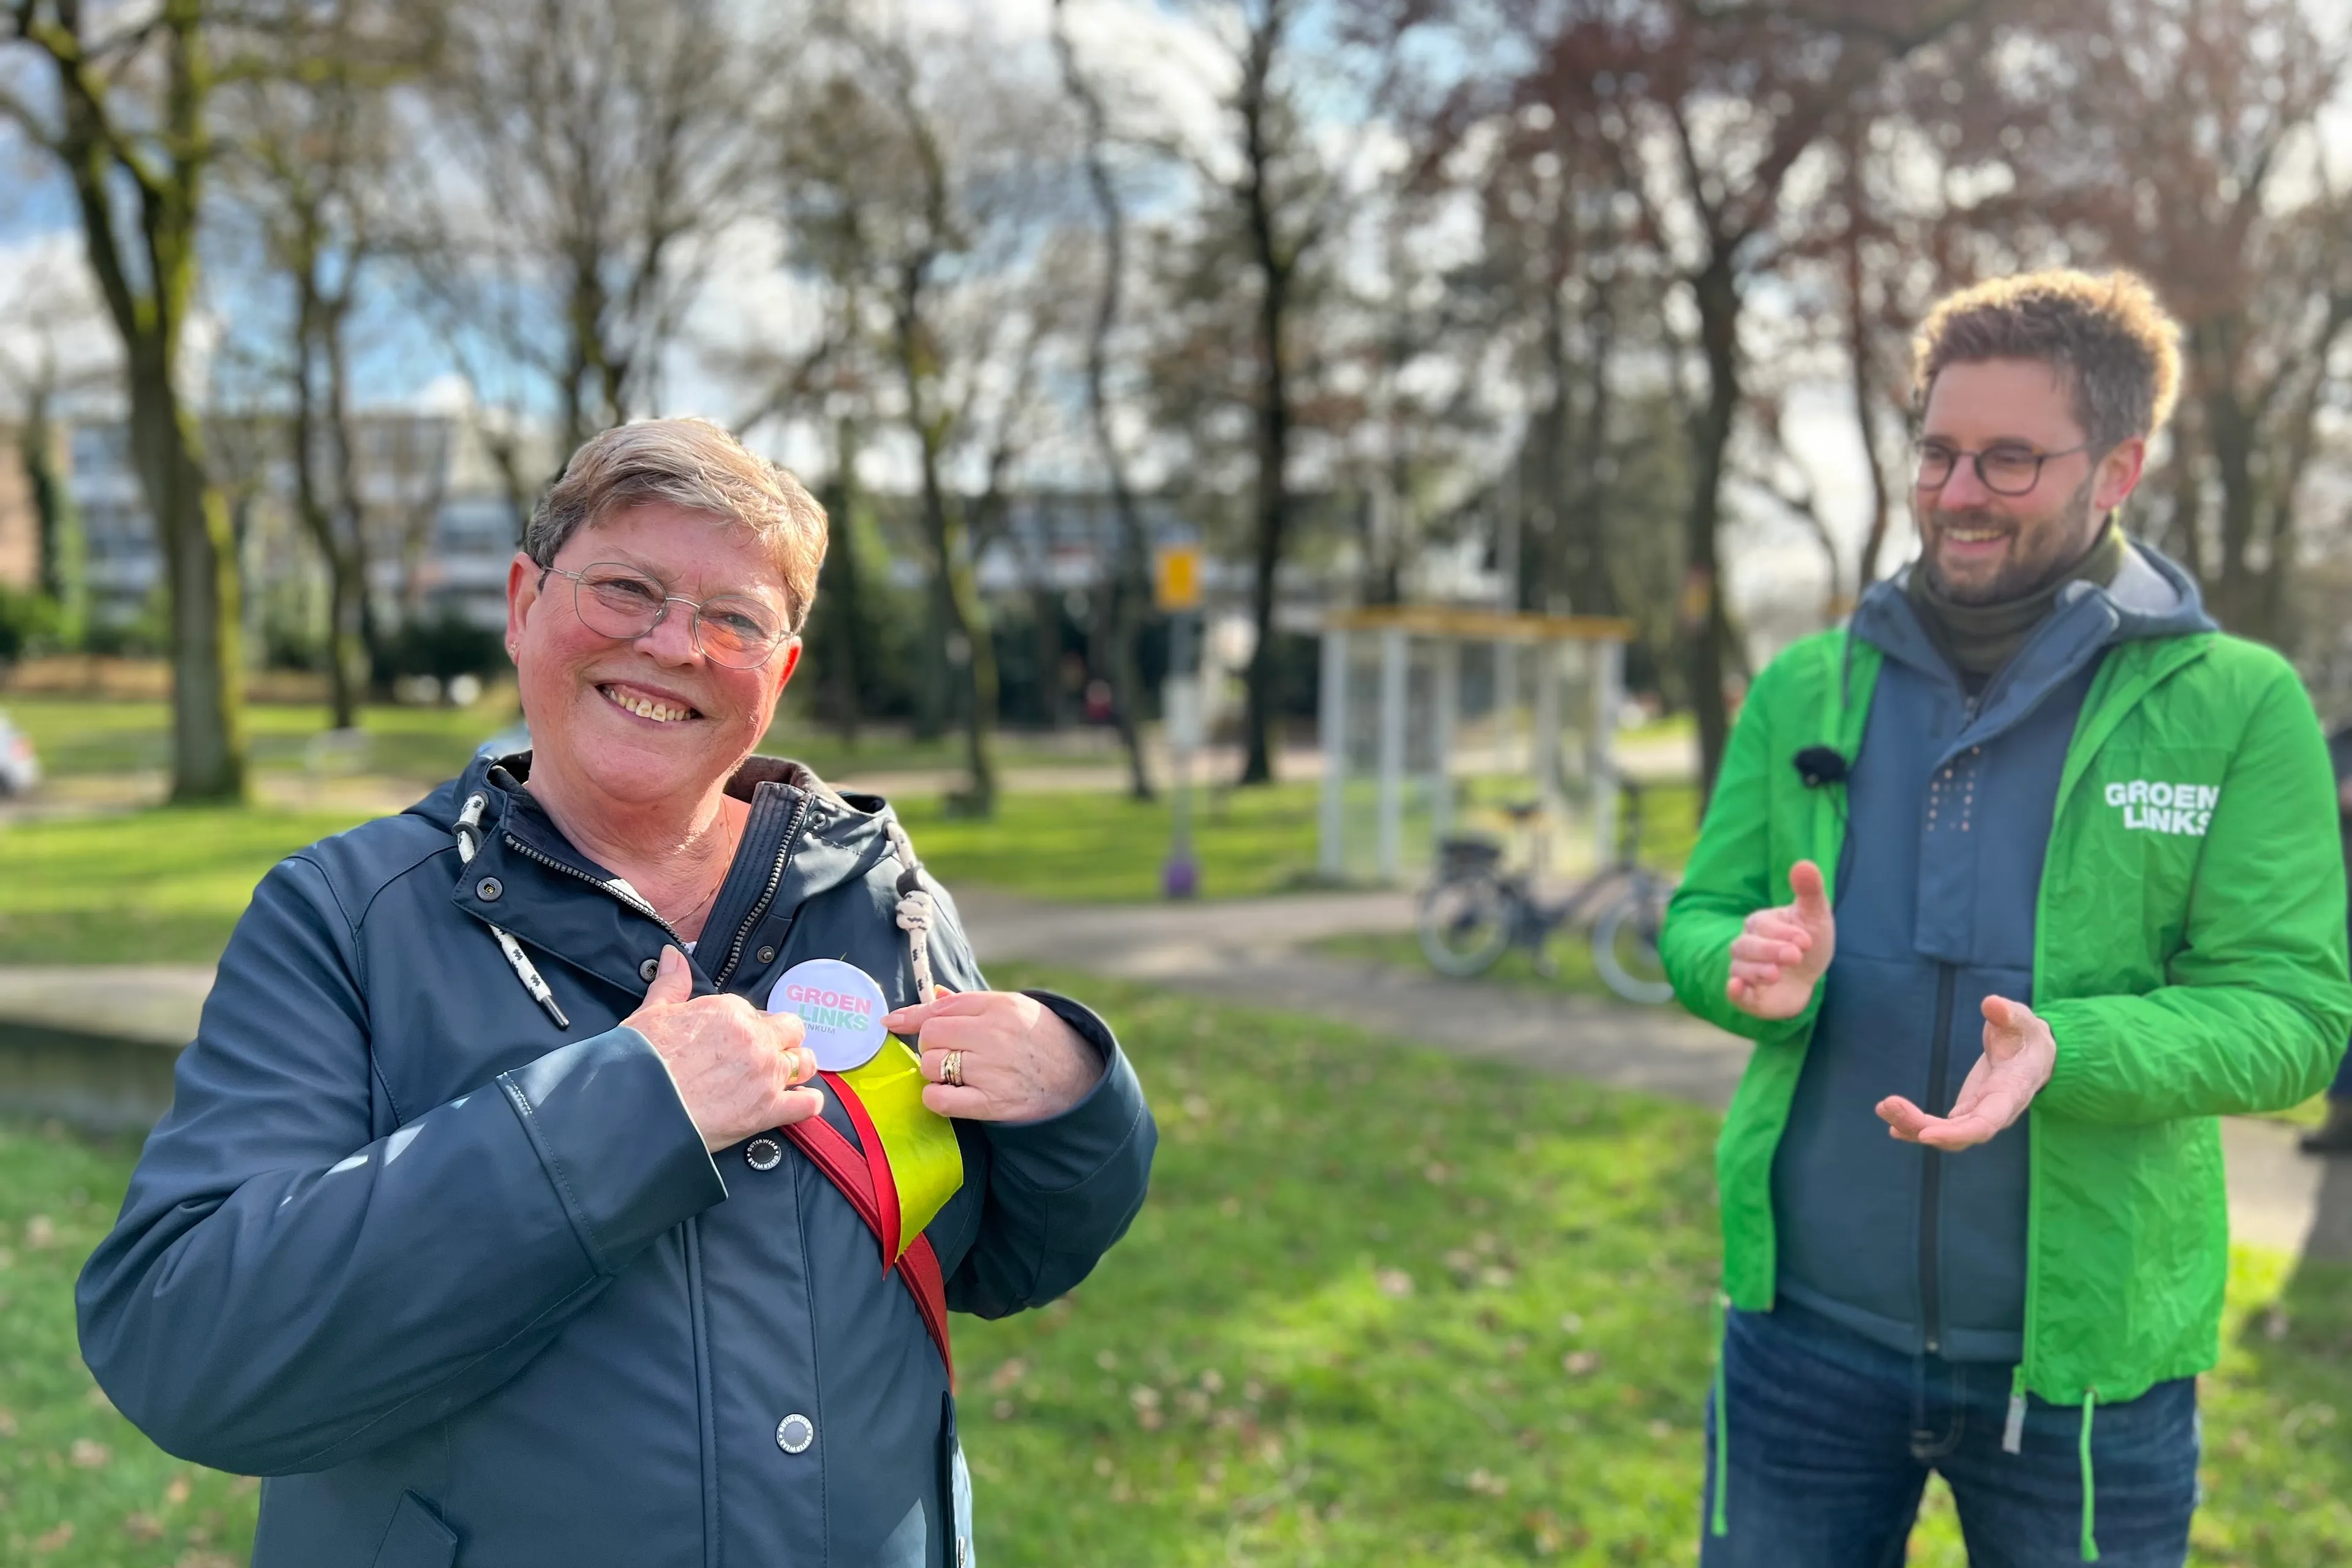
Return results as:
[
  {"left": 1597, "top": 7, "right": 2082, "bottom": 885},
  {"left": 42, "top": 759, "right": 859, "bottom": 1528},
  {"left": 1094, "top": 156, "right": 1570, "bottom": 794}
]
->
[
  {"left": 954, "top": 888, "right": 2335, "bottom": 1259},
  {"left": 2, "top": 885, "right": 2333, "bottom": 1256}
]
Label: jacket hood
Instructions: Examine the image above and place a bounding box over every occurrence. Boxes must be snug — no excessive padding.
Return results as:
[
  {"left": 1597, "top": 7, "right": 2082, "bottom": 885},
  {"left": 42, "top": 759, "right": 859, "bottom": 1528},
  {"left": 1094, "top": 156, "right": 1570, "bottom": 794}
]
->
[
  {"left": 407, "top": 751, "right": 911, "bottom": 915},
  {"left": 1851, "top": 537, "right": 2215, "bottom": 695},
  {"left": 1853, "top": 536, "right": 2216, "bottom": 661}
]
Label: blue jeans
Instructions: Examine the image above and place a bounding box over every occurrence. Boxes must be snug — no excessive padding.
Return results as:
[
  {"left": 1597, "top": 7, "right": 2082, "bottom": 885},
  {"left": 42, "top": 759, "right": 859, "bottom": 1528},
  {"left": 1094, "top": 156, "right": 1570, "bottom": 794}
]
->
[{"left": 1700, "top": 1298, "right": 2198, "bottom": 1567}]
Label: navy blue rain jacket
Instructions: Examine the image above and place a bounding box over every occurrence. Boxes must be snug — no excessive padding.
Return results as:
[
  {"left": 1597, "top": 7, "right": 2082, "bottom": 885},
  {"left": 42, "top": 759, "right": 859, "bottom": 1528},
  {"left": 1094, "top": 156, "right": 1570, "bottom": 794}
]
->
[{"left": 76, "top": 754, "right": 1157, "bottom": 1567}]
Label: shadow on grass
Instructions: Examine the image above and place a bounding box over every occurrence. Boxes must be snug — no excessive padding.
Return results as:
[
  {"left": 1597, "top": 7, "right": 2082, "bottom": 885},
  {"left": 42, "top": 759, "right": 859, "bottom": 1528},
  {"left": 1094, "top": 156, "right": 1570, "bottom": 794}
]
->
[{"left": 963, "top": 965, "right": 1725, "bottom": 1565}]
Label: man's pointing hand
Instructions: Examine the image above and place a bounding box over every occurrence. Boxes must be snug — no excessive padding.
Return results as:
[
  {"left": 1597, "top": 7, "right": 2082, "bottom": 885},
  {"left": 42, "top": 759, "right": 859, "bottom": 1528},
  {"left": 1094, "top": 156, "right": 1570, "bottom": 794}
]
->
[{"left": 1725, "top": 860, "right": 1836, "bottom": 1020}]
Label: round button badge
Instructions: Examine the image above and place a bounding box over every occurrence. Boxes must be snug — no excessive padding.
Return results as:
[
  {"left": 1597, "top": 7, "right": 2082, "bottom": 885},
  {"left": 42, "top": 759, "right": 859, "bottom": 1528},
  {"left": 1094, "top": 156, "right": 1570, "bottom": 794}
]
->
[{"left": 765, "top": 958, "right": 890, "bottom": 1072}]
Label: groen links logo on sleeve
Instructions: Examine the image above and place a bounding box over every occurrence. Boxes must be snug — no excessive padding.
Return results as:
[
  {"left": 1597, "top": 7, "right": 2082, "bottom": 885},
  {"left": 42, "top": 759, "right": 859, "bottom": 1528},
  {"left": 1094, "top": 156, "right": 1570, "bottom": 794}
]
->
[{"left": 2105, "top": 779, "right": 2219, "bottom": 836}]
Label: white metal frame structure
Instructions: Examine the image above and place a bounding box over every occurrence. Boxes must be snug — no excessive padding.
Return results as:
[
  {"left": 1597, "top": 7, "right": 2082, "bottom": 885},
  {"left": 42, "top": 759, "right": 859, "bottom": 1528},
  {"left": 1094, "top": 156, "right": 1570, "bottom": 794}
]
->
[{"left": 1316, "top": 606, "right": 1633, "bottom": 884}]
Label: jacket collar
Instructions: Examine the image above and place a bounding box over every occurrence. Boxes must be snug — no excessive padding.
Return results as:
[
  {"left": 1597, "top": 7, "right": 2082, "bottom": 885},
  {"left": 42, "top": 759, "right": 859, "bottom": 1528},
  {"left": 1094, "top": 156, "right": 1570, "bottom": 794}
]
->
[
  {"left": 418, "top": 752, "right": 908, "bottom": 1002},
  {"left": 1850, "top": 539, "right": 2215, "bottom": 753}
]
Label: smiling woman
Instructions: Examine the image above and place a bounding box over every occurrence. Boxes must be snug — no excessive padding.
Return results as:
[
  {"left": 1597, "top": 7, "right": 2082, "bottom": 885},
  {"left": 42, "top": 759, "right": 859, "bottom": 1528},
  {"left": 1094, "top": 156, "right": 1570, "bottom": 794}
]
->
[{"left": 75, "top": 417, "right": 1157, "bottom": 1567}]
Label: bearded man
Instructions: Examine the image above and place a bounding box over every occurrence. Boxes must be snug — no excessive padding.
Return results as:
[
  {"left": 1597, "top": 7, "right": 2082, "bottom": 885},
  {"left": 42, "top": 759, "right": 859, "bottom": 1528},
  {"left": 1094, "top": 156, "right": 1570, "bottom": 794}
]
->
[{"left": 1661, "top": 270, "right": 2351, "bottom": 1566}]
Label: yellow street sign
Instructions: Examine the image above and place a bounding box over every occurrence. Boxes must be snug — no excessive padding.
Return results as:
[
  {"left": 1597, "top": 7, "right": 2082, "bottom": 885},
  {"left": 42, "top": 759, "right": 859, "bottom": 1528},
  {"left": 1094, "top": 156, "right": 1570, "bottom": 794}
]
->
[{"left": 1153, "top": 543, "right": 1202, "bottom": 611}]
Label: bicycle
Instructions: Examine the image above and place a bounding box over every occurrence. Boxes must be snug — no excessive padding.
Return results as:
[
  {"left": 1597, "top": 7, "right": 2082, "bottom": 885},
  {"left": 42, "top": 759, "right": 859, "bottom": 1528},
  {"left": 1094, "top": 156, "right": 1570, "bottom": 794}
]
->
[{"left": 1415, "top": 779, "right": 1679, "bottom": 1005}]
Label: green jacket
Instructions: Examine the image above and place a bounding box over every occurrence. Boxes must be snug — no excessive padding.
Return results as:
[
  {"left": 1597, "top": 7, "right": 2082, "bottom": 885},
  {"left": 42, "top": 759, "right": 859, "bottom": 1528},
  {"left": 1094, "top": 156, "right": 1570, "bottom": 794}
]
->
[{"left": 1662, "top": 626, "right": 2351, "bottom": 1406}]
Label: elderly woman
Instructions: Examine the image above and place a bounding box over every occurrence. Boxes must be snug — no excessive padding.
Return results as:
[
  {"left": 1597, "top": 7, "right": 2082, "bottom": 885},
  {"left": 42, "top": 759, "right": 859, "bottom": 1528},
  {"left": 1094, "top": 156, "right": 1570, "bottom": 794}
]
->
[{"left": 77, "top": 418, "right": 1156, "bottom": 1567}]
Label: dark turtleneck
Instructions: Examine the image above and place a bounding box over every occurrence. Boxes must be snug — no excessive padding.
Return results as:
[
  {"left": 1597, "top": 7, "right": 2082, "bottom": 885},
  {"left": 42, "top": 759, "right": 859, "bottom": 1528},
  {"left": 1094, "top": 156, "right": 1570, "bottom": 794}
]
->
[{"left": 1905, "top": 521, "right": 2128, "bottom": 695}]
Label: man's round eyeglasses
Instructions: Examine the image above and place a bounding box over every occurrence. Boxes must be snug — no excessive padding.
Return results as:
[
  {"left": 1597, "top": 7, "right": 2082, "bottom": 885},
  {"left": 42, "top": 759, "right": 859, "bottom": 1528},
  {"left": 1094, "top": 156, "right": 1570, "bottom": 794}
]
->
[
  {"left": 1912, "top": 440, "right": 2093, "bottom": 497},
  {"left": 540, "top": 563, "right": 789, "bottom": 669}
]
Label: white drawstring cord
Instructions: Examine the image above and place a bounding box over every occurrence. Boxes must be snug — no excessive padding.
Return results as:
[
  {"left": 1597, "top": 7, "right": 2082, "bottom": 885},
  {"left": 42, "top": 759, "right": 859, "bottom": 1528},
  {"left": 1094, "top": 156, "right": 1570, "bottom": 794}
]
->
[
  {"left": 457, "top": 793, "right": 571, "bottom": 1029},
  {"left": 884, "top": 818, "right": 937, "bottom": 1001}
]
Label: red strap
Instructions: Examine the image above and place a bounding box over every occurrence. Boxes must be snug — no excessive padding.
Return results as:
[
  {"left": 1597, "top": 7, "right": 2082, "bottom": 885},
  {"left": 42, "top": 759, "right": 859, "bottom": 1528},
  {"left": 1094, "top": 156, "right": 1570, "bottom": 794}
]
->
[
  {"left": 825, "top": 1072, "right": 903, "bottom": 1270},
  {"left": 901, "top": 1234, "right": 954, "bottom": 1387},
  {"left": 778, "top": 1112, "right": 952, "bottom": 1379}
]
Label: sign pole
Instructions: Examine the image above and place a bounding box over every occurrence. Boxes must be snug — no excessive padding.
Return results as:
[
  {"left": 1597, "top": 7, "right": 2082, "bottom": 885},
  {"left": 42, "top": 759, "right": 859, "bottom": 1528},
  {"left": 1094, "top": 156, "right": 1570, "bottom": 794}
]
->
[{"left": 1154, "top": 541, "right": 1204, "bottom": 899}]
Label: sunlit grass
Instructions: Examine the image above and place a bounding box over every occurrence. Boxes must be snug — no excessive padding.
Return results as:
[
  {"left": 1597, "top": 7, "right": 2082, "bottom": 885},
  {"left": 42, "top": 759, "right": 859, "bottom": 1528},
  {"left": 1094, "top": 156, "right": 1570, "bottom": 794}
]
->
[
  {"left": 0, "top": 693, "right": 1131, "bottom": 786},
  {"left": 3, "top": 974, "right": 2348, "bottom": 1564},
  {"left": 0, "top": 784, "right": 1327, "bottom": 966}
]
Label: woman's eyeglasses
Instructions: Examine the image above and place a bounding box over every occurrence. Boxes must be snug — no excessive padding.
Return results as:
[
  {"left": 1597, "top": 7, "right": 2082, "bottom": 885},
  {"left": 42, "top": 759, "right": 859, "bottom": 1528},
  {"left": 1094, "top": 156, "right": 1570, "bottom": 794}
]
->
[{"left": 540, "top": 563, "right": 788, "bottom": 669}]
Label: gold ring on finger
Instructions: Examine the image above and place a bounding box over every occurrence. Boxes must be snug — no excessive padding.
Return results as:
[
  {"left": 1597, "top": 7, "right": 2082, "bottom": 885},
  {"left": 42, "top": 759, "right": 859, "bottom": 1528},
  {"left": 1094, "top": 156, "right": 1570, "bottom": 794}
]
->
[{"left": 941, "top": 1049, "right": 965, "bottom": 1088}]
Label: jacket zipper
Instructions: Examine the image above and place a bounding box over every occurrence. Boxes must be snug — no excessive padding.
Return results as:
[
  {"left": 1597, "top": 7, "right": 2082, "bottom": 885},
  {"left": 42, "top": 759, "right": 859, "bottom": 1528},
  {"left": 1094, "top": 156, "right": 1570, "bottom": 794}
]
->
[
  {"left": 501, "top": 833, "right": 688, "bottom": 946},
  {"left": 712, "top": 792, "right": 813, "bottom": 987},
  {"left": 1920, "top": 962, "right": 1957, "bottom": 1357}
]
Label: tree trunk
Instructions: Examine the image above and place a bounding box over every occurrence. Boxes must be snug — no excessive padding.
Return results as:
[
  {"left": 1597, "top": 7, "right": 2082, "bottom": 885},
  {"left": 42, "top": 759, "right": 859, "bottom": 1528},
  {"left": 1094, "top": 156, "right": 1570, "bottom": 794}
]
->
[
  {"left": 925, "top": 472, "right": 998, "bottom": 813},
  {"left": 1683, "top": 255, "right": 1741, "bottom": 805},
  {"left": 129, "top": 368, "right": 246, "bottom": 802},
  {"left": 293, "top": 276, "right": 368, "bottom": 731},
  {"left": 1239, "top": 328, "right": 1291, "bottom": 786},
  {"left": 21, "top": 395, "right": 89, "bottom": 647},
  {"left": 1842, "top": 151, "right": 1895, "bottom": 598},
  {"left": 1237, "top": 79, "right": 1292, "bottom": 788},
  {"left": 1031, "top": 582, "right": 1067, "bottom": 729},
  {"left": 897, "top": 274, "right": 998, "bottom": 813},
  {"left": 819, "top": 416, "right": 869, "bottom": 746},
  {"left": 1054, "top": 0, "right": 1155, "bottom": 801},
  {"left": 34, "top": 3, "right": 245, "bottom": 800},
  {"left": 2162, "top": 407, "right": 2208, "bottom": 584},
  {"left": 2203, "top": 382, "right": 2262, "bottom": 637}
]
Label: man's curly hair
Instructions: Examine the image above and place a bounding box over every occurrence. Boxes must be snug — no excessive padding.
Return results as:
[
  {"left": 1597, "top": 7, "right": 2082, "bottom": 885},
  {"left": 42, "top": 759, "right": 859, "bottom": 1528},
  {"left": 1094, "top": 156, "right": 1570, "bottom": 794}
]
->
[{"left": 1912, "top": 269, "right": 2184, "bottom": 451}]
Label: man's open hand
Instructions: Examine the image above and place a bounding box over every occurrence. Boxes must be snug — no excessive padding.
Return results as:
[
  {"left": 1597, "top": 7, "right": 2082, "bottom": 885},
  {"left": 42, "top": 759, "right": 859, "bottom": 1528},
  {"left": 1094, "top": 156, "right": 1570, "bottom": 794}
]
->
[
  {"left": 1877, "top": 995, "right": 2055, "bottom": 1151},
  {"left": 1725, "top": 860, "right": 1836, "bottom": 1019}
]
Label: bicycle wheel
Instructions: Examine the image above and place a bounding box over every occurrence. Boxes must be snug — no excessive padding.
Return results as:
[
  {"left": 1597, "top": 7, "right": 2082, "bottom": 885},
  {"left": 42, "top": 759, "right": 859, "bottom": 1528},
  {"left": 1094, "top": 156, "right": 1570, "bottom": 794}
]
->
[
  {"left": 1417, "top": 875, "right": 1515, "bottom": 977},
  {"left": 1593, "top": 876, "right": 1677, "bottom": 1005}
]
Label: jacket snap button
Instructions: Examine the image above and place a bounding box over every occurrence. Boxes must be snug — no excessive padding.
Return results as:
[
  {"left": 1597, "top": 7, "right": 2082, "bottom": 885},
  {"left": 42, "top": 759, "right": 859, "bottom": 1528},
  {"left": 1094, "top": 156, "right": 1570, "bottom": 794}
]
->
[
  {"left": 756, "top": 945, "right": 777, "bottom": 965},
  {"left": 777, "top": 1413, "right": 815, "bottom": 1453},
  {"left": 476, "top": 877, "right": 502, "bottom": 902},
  {"left": 745, "top": 1136, "right": 782, "bottom": 1171},
  {"left": 639, "top": 957, "right": 661, "bottom": 983}
]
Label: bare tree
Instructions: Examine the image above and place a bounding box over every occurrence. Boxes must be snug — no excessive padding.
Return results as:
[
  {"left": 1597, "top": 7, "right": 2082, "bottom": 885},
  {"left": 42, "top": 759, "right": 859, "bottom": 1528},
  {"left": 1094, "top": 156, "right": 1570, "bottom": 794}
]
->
[
  {"left": 1461, "top": 0, "right": 1985, "bottom": 798},
  {"left": 777, "top": 11, "right": 1079, "bottom": 815},
  {"left": 1226, "top": 0, "right": 1316, "bottom": 786},
  {"left": 1937, "top": 0, "right": 2352, "bottom": 648},
  {"left": 411, "top": 0, "right": 763, "bottom": 465},
  {"left": 3, "top": 0, "right": 248, "bottom": 799},
  {"left": 1053, "top": 0, "right": 1155, "bottom": 800},
  {"left": 220, "top": 2, "right": 429, "bottom": 727},
  {"left": 1150, "top": 0, "right": 1349, "bottom": 787}
]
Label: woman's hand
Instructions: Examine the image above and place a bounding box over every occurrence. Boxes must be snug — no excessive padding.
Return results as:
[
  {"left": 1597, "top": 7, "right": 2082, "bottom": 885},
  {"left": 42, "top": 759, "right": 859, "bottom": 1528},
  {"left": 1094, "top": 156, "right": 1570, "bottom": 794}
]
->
[
  {"left": 626, "top": 946, "right": 824, "bottom": 1150},
  {"left": 883, "top": 988, "right": 1104, "bottom": 1123}
]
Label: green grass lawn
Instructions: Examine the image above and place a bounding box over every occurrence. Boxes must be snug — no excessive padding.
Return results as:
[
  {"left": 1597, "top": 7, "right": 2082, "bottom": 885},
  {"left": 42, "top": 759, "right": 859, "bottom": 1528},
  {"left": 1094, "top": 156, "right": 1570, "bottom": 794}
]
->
[
  {"left": 4, "top": 973, "right": 2350, "bottom": 1564},
  {"left": 0, "top": 784, "right": 1328, "bottom": 967},
  {"left": 0, "top": 807, "right": 380, "bottom": 965},
  {"left": 0, "top": 693, "right": 1126, "bottom": 785},
  {"left": 1, "top": 694, "right": 519, "bottom": 782}
]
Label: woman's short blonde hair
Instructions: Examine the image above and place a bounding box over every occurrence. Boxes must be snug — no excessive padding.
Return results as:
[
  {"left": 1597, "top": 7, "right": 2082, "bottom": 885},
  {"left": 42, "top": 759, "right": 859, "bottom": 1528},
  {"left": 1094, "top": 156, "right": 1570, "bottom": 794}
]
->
[{"left": 526, "top": 418, "right": 829, "bottom": 632}]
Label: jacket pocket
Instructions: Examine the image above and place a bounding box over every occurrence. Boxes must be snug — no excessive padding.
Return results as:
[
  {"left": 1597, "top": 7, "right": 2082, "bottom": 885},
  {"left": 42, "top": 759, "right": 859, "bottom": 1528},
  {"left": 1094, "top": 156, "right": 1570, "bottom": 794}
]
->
[{"left": 369, "top": 1491, "right": 457, "bottom": 1568}]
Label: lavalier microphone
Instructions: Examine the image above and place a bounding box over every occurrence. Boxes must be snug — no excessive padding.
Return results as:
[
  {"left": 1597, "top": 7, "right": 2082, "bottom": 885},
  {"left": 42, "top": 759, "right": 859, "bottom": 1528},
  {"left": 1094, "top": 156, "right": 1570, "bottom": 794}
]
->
[{"left": 1793, "top": 746, "right": 1850, "bottom": 788}]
